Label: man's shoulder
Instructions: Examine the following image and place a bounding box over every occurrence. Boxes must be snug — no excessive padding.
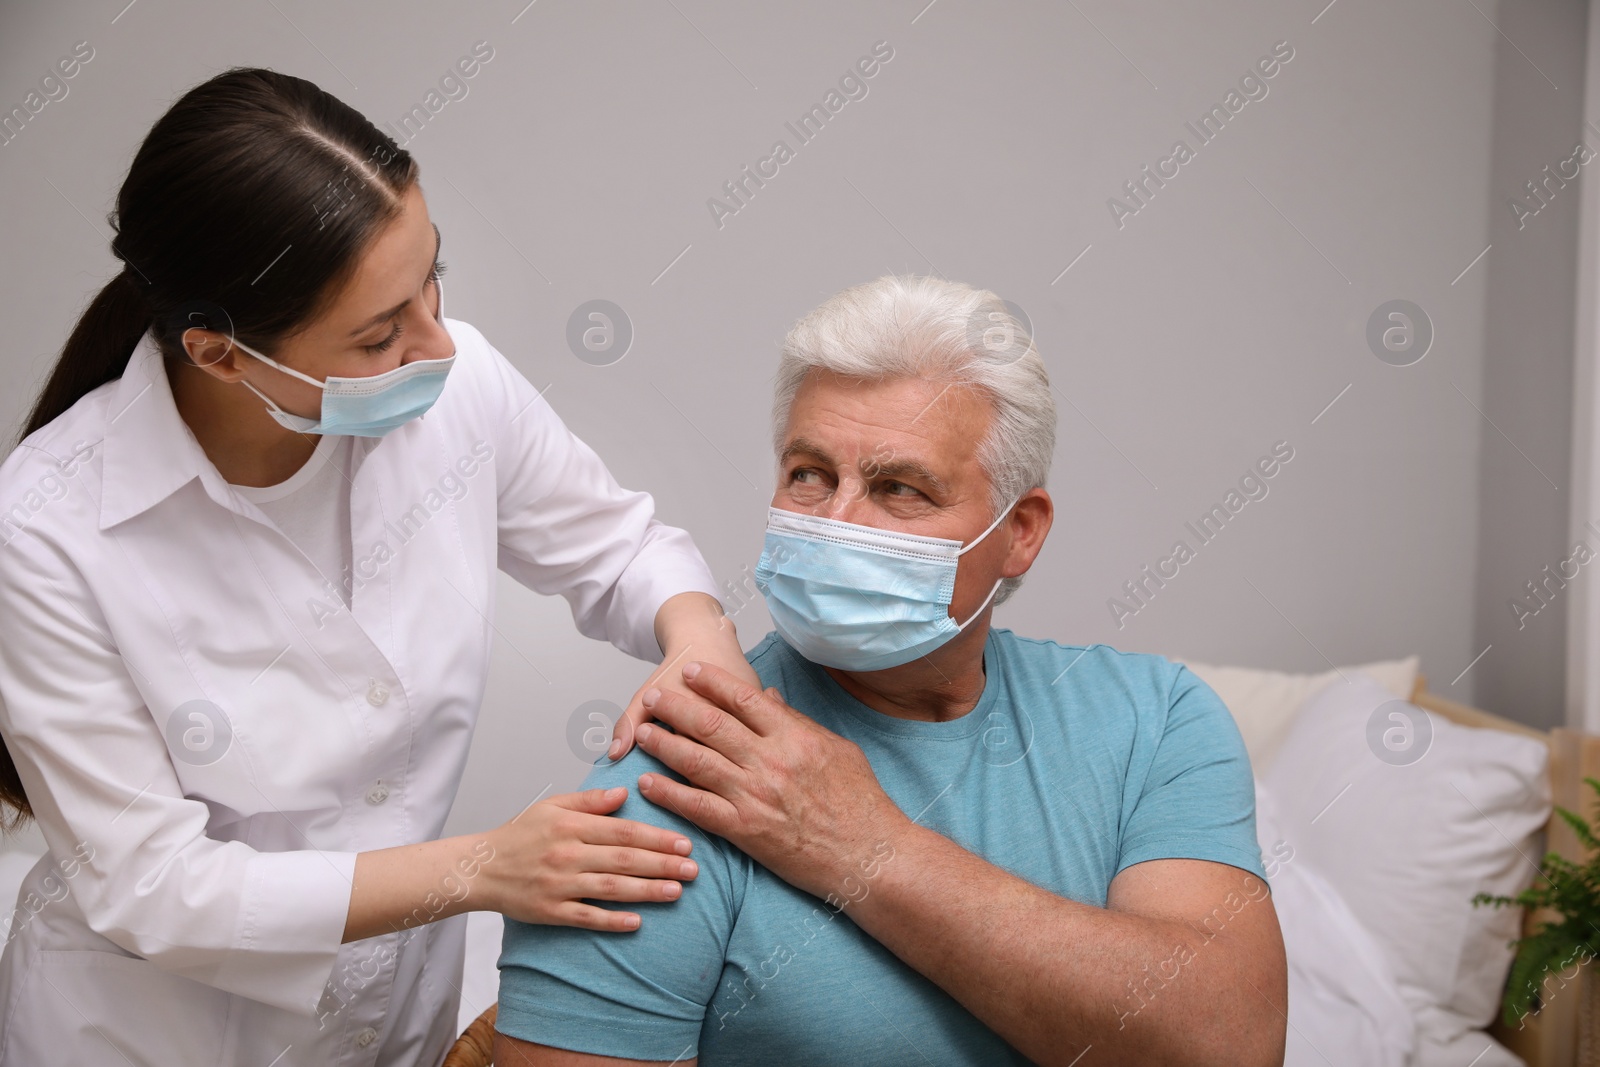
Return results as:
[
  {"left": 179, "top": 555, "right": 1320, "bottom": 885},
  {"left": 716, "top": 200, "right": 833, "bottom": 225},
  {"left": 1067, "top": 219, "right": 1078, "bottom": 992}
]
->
[
  {"left": 575, "top": 748, "right": 700, "bottom": 835},
  {"left": 745, "top": 631, "right": 806, "bottom": 687},
  {"left": 988, "top": 630, "right": 1235, "bottom": 747},
  {"left": 989, "top": 629, "right": 1188, "bottom": 694},
  {"left": 573, "top": 747, "right": 749, "bottom": 874}
]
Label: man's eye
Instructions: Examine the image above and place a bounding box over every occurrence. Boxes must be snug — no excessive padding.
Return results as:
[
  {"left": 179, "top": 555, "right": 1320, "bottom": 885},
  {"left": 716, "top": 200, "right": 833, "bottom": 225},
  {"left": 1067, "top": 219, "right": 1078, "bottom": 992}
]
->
[
  {"left": 881, "top": 481, "right": 919, "bottom": 496},
  {"left": 791, "top": 469, "right": 824, "bottom": 485}
]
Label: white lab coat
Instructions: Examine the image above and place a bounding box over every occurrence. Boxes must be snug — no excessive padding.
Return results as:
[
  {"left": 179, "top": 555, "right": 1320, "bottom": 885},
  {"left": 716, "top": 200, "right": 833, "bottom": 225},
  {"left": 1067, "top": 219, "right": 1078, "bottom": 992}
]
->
[{"left": 0, "top": 316, "right": 719, "bottom": 1065}]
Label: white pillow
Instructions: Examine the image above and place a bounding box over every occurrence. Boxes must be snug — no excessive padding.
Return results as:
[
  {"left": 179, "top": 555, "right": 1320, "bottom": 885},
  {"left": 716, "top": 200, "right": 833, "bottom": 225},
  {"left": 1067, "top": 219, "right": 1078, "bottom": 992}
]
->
[
  {"left": 1412, "top": 1009, "right": 1523, "bottom": 1067},
  {"left": 1263, "top": 674, "right": 1549, "bottom": 1051},
  {"left": 1177, "top": 655, "right": 1418, "bottom": 773},
  {"left": 1255, "top": 780, "right": 1415, "bottom": 1067}
]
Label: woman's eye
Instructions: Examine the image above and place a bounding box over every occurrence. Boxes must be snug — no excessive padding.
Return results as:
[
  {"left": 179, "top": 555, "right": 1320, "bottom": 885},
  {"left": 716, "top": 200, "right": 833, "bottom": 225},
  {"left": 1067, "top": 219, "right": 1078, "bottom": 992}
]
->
[{"left": 365, "top": 321, "right": 404, "bottom": 354}]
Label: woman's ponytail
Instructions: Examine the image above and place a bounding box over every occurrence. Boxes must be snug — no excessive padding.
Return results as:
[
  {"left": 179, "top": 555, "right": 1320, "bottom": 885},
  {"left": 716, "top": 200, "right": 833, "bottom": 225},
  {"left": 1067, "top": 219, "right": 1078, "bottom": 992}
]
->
[{"left": 20, "top": 270, "right": 153, "bottom": 440}]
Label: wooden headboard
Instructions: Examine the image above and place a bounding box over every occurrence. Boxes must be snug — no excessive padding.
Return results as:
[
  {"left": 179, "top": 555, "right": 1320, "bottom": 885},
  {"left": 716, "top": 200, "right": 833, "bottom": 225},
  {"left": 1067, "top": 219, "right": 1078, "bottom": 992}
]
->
[{"left": 1409, "top": 676, "right": 1600, "bottom": 1067}]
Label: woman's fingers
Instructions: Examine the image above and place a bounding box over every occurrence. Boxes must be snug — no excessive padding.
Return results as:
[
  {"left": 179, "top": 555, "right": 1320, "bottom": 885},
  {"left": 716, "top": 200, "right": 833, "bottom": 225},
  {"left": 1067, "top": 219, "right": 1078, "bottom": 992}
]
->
[
  {"left": 610, "top": 697, "right": 649, "bottom": 760},
  {"left": 573, "top": 871, "right": 686, "bottom": 904},
  {"left": 614, "top": 657, "right": 687, "bottom": 759},
  {"left": 530, "top": 849, "right": 696, "bottom": 933},
  {"left": 583, "top": 844, "right": 698, "bottom": 882},
  {"left": 574, "top": 811, "right": 694, "bottom": 857},
  {"left": 543, "top": 785, "right": 628, "bottom": 815},
  {"left": 542, "top": 789, "right": 694, "bottom": 856},
  {"left": 552, "top": 901, "right": 643, "bottom": 933},
  {"left": 491, "top": 790, "right": 705, "bottom": 934}
]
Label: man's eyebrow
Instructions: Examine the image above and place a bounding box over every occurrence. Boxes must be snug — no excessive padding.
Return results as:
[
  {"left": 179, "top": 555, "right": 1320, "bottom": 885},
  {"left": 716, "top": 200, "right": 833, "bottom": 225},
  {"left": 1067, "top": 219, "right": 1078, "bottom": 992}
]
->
[
  {"left": 346, "top": 223, "right": 442, "bottom": 338},
  {"left": 778, "top": 436, "right": 834, "bottom": 466}
]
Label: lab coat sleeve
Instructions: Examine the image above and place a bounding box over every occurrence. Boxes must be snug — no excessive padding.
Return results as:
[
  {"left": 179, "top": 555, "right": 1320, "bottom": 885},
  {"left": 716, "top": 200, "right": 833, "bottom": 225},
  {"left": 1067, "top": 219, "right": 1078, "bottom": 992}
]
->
[
  {"left": 0, "top": 521, "right": 358, "bottom": 1016},
  {"left": 472, "top": 326, "right": 722, "bottom": 663}
]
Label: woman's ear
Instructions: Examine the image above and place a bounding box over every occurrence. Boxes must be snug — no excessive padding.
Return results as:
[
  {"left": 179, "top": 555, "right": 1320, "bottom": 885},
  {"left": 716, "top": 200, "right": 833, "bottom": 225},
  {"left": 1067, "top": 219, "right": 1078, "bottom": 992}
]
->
[
  {"left": 1002, "top": 488, "right": 1054, "bottom": 579},
  {"left": 180, "top": 328, "right": 252, "bottom": 382}
]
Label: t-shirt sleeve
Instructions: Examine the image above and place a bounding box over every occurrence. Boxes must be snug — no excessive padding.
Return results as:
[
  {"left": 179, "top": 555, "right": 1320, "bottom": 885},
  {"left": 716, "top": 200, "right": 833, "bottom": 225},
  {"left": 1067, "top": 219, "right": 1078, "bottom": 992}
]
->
[
  {"left": 1116, "top": 664, "right": 1266, "bottom": 880},
  {"left": 495, "top": 749, "right": 745, "bottom": 1060}
]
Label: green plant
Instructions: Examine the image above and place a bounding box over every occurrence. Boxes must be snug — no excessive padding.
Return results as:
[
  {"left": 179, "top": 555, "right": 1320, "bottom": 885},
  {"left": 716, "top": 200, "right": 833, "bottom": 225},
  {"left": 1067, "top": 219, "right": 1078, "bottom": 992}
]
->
[{"left": 1475, "top": 776, "right": 1600, "bottom": 1027}]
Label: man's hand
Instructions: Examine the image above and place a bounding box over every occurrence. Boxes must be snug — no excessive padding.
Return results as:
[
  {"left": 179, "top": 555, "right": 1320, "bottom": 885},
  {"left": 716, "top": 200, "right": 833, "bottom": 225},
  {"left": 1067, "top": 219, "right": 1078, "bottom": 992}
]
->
[
  {"left": 629, "top": 661, "right": 910, "bottom": 900},
  {"left": 612, "top": 593, "right": 761, "bottom": 761}
]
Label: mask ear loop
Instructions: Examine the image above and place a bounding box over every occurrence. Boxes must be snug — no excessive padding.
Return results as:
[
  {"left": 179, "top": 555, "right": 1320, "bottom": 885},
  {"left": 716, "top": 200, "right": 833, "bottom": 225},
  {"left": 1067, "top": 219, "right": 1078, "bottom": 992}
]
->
[
  {"left": 229, "top": 336, "right": 326, "bottom": 431},
  {"left": 231, "top": 336, "right": 327, "bottom": 389},
  {"left": 238, "top": 377, "right": 290, "bottom": 414},
  {"left": 953, "top": 577, "right": 1005, "bottom": 631},
  {"left": 956, "top": 496, "right": 1023, "bottom": 556},
  {"left": 951, "top": 495, "right": 1024, "bottom": 629}
]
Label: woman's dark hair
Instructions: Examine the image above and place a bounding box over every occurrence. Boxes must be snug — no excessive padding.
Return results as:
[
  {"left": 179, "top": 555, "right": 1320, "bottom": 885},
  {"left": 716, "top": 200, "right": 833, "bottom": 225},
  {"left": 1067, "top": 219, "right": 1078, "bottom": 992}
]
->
[{"left": 2, "top": 67, "right": 418, "bottom": 828}]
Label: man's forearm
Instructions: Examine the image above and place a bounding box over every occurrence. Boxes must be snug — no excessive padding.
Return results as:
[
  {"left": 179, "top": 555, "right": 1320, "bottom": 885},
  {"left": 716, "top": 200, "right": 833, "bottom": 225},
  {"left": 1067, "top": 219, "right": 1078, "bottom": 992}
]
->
[{"left": 841, "top": 822, "right": 1280, "bottom": 1067}]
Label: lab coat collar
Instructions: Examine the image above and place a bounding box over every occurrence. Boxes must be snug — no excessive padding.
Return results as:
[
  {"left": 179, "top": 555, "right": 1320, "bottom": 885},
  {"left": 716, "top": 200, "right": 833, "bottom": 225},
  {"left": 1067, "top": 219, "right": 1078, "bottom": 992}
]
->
[{"left": 98, "top": 329, "right": 239, "bottom": 530}]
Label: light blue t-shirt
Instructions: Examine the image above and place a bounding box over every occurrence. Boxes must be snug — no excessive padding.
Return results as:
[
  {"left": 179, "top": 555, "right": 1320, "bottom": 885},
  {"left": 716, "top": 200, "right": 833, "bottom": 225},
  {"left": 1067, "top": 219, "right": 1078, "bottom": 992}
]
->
[{"left": 496, "top": 629, "right": 1263, "bottom": 1064}]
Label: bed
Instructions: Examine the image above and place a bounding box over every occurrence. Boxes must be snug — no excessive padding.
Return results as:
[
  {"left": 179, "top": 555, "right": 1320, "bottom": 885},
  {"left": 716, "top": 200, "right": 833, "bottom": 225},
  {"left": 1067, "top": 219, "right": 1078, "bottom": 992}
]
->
[
  {"left": 1172, "top": 654, "right": 1594, "bottom": 1067},
  {"left": 1408, "top": 678, "right": 1600, "bottom": 1067}
]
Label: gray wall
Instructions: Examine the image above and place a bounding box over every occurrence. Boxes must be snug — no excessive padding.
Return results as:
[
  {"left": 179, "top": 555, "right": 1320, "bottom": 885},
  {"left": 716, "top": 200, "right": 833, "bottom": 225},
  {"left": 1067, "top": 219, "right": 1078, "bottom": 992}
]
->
[
  {"left": 0, "top": 0, "right": 1581, "bottom": 836},
  {"left": 1471, "top": 0, "right": 1588, "bottom": 731}
]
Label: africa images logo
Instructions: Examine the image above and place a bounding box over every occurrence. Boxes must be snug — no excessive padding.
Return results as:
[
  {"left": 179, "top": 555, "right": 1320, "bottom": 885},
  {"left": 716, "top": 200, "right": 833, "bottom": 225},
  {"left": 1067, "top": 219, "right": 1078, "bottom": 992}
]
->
[
  {"left": 1108, "top": 441, "right": 1295, "bottom": 629},
  {"left": 1106, "top": 40, "right": 1295, "bottom": 230},
  {"left": 706, "top": 40, "right": 895, "bottom": 230}
]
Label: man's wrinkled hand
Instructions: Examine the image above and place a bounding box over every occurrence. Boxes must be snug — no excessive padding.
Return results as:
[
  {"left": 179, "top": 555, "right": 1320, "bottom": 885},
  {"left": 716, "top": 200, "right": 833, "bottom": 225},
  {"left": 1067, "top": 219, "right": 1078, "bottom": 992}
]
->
[{"left": 629, "top": 661, "right": 909, "bottom": 899}]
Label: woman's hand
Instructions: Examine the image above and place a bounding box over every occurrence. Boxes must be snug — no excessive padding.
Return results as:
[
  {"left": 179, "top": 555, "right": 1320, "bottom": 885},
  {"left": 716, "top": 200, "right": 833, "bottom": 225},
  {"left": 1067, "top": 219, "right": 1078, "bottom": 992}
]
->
[
  {"left": 611, "top": 591, "right": 760, "bottom": 760},
  {"left": 481, "top": 786, "right": 699, "bottom": 931},
  {"left": 343, "top": 786, "right": 697, "bottom": 941}
]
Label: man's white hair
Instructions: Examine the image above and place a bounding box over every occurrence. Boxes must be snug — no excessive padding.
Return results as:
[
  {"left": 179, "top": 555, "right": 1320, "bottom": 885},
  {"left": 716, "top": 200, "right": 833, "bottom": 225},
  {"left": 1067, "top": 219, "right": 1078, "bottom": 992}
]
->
[{"left": 772, "top": 274, "right": 1056, "bottom": 604}]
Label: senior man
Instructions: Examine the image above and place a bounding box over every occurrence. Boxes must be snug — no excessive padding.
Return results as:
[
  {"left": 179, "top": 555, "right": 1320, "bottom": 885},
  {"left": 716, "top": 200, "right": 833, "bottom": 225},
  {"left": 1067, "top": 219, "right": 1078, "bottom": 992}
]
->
[{"left": 493, "top": 275, "right": 1287, "bottom": 1067}]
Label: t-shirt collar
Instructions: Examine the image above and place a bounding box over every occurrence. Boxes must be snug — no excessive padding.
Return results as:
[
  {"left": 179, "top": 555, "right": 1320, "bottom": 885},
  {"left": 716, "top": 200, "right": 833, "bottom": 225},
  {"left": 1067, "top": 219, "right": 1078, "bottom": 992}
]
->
[{"left": 772, "top": 629, "right": 1004, "bottom": 739}]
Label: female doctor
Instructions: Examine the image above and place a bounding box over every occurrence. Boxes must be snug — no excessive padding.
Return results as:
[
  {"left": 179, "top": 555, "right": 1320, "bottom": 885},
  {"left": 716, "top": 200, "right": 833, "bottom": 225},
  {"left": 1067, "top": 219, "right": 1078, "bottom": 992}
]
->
[{"left": 0, "top": 68, "right": 755, "bottom": 1065}]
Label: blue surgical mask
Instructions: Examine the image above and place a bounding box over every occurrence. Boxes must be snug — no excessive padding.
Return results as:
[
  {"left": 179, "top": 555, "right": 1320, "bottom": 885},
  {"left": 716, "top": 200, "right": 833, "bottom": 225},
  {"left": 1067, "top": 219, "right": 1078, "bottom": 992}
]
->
[
  {"left": 755, "top": 500, "right": 1016, "bottom": 672},
  {"left": 234, "top": 277, "right": 455, "bottom": 437}
]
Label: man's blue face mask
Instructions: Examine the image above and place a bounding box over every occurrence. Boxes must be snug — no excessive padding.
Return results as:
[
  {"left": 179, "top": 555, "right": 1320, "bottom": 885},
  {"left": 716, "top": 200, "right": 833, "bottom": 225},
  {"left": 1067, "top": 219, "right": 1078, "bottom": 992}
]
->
[
  {"left": 754, "top": 499, "right": 1016, "bottom": 672},
  {"left": 233, "top": 277, "right": 454, "bottom": 437}
]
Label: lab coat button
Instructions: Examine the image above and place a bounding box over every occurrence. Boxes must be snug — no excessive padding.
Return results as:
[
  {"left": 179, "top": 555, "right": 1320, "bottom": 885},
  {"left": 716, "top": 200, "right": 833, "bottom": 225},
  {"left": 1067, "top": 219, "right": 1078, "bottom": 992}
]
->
[
  {"left": 366, "top": 683, "right": 389, "bottom": 706},
  {"left": 356, "top": 1027, "right": 378, "bottom": 1047},
  {"left": 366, "top": 781, "right": 389, "bottom": 805}
]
